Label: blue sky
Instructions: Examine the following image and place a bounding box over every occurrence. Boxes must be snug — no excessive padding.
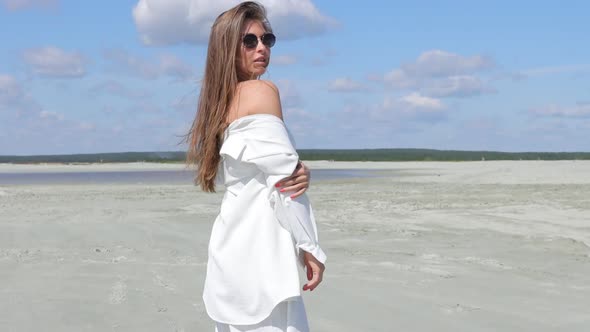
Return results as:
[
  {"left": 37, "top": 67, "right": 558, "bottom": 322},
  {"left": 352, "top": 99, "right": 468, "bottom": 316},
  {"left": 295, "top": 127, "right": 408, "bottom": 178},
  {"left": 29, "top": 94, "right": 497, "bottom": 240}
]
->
[{"left": 1, "top": 0, "right": 589, "bottom": 155}]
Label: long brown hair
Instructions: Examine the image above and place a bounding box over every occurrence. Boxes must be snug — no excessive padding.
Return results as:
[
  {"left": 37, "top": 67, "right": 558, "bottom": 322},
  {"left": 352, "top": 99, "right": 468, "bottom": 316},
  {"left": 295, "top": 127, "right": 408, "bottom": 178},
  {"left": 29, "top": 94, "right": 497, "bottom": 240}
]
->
[{"left": 186, "top": 2, "right": 272, "bottom": 192}]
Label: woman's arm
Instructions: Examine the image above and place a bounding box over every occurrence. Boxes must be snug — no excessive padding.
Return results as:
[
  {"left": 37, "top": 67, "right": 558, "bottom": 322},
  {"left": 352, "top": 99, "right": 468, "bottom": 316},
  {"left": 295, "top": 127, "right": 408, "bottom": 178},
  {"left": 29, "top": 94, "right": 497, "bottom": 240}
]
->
[
  {"left": 273, "top": 191, "right": 324, "bottom": 249},
  {"left": 235, "top": 80, "right": 311, "bottom": 198},
  {"left": 230, "top": 80, "right": 326, "bottom": 290}
]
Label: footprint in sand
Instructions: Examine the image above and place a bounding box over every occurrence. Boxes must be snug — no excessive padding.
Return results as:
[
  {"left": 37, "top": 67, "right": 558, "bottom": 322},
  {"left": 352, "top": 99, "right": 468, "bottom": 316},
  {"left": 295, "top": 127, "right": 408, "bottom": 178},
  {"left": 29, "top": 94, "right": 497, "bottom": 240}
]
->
[
  {"left": 109, "top": 280, "right": 127, "bottom": 304},
  {"left": 152, "top": 272, "right": 176, "bottom": 292},
  {"left": 442, "top": 303, "right": 481, "bottom": 314}
]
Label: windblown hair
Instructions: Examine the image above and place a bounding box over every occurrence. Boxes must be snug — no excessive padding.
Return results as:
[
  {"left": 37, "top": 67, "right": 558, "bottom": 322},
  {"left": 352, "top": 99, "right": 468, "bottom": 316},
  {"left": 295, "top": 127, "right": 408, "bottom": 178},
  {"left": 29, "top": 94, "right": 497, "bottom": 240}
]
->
[{"left": 186, "top": 2, "right": 272, "bottom": 192}]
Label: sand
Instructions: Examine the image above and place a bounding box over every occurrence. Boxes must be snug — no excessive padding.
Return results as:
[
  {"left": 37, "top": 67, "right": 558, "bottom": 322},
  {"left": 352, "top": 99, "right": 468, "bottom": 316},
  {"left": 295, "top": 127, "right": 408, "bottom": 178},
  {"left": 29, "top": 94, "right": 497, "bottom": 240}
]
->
[{"left": 1, "top": 161, "right": 589, "bottom": 331}]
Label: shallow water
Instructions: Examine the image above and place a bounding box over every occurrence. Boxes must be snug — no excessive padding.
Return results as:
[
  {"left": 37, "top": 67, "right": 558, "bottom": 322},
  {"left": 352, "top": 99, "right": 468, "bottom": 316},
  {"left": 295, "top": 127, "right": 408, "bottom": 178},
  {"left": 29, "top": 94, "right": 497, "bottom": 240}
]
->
[{"left": 0, "top": 168, "right": 379, "bottom": 185}]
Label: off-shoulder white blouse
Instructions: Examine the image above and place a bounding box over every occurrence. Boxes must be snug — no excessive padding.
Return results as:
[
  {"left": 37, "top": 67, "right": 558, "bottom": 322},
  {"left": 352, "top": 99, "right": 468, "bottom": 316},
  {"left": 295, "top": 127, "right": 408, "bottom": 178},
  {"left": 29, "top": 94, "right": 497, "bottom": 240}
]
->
[{"left": 202, "top": 114, "right": 327, "bottom": 325}]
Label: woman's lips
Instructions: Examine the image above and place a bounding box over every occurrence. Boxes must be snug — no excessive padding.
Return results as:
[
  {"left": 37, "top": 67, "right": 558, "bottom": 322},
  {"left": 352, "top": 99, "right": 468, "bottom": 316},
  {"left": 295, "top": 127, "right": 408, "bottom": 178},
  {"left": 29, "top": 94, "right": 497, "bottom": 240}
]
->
[{"left": 254, "top": 58, "right": 267, "bottom": 67}]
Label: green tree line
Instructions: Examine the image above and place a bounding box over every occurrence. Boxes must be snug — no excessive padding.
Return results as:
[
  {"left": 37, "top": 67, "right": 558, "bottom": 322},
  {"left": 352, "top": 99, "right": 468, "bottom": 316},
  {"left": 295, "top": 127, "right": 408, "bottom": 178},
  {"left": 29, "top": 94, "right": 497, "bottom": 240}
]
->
[{"left": 1, "top": 149, "right": 589, "bottom": 163}]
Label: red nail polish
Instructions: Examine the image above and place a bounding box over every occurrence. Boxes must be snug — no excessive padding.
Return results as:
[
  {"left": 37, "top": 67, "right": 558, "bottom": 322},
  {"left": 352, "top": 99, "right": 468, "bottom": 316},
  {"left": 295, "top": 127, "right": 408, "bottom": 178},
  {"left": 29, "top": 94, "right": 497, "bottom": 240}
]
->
[{"left": 275, "top": 183, "right": 280, "bottom": 187}]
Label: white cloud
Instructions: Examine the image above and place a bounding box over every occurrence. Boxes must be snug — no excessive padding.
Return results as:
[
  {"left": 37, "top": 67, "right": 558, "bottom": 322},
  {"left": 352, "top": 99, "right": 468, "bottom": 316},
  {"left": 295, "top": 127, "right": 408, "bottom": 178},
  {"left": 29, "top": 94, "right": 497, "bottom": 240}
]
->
[
  {"left": 39, "top": 110, "right": 64, "bottom": 121},
  {"left": 22, "top": 47, "right": 87, "bottom": 78},
  {"left": 399, "top": 93, "right": 445, "bottom": 111},
  {"left": 273, "top": 55, "right": 298, "bottom": 65},
  {"left": 520, "top": 64, "right": 590, "bottom": 78},
  {"left": 160, "top": 54, "right": 195, "bottom": 81},
  {"left": 328, "top": 78, "right": 366, "bottom": 92},
  {"left": 0, "top": 103, "right": 192, "bottom": 154},
  {"left": 493, "top": 64, "right": 590, "bottom": 83},
  {"left": 78, "top": 122, "right": 96, "bottom": 131},
  {"left": 103, "top": 49, "right": 159, "bottom": 80},
  {"left": 132, "top": 0, "right": 337, "bottom": 46},
  {"left": 0, "top": 74, "right": 41, "bottom": 115},
  {"left": 424, "top": 75, "right": 495, "bottom": 98},
  {"left": 529, "top": 103, "right": 590, "bottom": 118},
  {"left": 264, "top": 0, "right": 338, "bottom": 40},
  {"left": 326, "top": 93, "right": 447, "bottom": 130},
  {"left": 103, "top": 49, "right": 194, "bottom": 81},
  {"left": 89, "top": 81, "right": 150, "bottom": 100},
  {"left": 382, "top": 50, "right": 495, "bottom": 98},
  {"left": 1, "top": 0, "right": 57, "bottom": 11},
  {"left": 284, "top": 95, "right": 446, "bottom": 149},
  {"left": 383, "top": 69, "right": 417, "bottom": 89},
  {"left": 405, "top": 50, "right": 494, "bottom": 78},
  {"left": 379, "top": 93, "right": 447, "bottom": 122}
]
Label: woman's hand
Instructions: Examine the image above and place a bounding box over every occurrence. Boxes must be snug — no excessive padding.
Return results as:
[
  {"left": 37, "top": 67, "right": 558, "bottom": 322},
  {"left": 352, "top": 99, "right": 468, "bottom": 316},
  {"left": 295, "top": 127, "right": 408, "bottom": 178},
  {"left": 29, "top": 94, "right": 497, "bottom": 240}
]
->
[
  {"left": 276, "top": 161, "right": 310, "bottom": 199},
  {"left": 302, "top": 251, "right": 325, "bottom": 291}
]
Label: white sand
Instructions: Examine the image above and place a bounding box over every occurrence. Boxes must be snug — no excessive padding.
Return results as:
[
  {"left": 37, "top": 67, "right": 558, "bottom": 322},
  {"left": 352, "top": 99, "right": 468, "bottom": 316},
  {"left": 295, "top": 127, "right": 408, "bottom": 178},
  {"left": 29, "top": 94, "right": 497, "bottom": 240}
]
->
[
  {"left": 1, "top": 161, "right": 589, "bottom": 331},
  {"left": 0, "top": 162, "right": 187, "bottom": 173}
]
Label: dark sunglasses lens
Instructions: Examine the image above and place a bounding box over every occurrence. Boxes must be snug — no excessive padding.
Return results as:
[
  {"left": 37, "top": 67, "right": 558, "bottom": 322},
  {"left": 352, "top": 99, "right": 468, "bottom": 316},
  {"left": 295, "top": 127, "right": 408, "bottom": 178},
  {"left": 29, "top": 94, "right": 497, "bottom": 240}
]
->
[
  {"left": 242, "top": 34, "right": 258, "bottom": 48},
  {"left": 262, "top": 33, "right": 276, "bottom": 48}
]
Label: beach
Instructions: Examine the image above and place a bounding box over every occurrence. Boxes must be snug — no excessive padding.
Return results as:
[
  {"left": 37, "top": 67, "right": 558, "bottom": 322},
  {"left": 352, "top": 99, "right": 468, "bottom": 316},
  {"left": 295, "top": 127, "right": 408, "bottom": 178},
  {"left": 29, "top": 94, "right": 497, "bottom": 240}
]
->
[{"left": 1, "top": 160, "right": 589, "bottom": 331}]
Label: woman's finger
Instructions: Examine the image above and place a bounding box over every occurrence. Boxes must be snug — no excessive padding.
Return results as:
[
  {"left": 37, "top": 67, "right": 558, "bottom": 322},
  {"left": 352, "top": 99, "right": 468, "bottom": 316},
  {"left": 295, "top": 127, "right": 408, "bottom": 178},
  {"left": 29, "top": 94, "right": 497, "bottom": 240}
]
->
[
  {"left": 292, "top": 163, "right": 309, "bottom": 178},
  {"left": 280, "top": 182, "right": 307, "bottom": 193},
  {"left": 288, "top": 172, "right": 308, "bottom": 183},
  {"left": 302, "top": 252, "right": 324, "bottom": 291},
  {"left": 303, "top": 271, "right": 321, "bottom": 291},
  {"left": 301, "top": 163, "right": 311, "bottom": 178},
  {"left": 289, "top": 188, "right": 306, "bottom": 199},
  {"left": 292, "top": 164, "right": 304, "bottom": 174},
  {"left": 276, "top": 174, "right": 307, "bottom": 188}
]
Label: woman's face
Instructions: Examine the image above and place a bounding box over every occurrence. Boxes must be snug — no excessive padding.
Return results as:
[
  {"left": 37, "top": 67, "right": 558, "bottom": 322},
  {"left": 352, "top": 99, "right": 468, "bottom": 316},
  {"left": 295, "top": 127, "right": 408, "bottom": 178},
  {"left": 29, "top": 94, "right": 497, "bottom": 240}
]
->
[{"left": 238, "top": 20, "right": 271, "bottom": 79}]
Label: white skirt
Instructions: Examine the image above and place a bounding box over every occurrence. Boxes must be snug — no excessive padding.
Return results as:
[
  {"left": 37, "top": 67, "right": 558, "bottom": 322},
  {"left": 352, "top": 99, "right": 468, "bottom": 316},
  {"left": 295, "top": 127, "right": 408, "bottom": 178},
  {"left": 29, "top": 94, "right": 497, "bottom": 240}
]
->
[{"left": 214, "top": 296, "right": 309, "bottom": 332}]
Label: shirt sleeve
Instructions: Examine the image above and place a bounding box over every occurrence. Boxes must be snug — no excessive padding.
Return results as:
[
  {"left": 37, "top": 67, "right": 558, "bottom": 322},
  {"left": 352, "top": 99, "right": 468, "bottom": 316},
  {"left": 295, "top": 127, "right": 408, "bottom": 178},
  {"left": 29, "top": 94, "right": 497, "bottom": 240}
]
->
[
  {"left": 220, "top": 117, "right": 299, "bottom": 187},
  {"left": 271, "top": 191, "right": 327, "bottom": 265},
  {"left": 220, "top": 116, "right": 327, "bottom": 264}
]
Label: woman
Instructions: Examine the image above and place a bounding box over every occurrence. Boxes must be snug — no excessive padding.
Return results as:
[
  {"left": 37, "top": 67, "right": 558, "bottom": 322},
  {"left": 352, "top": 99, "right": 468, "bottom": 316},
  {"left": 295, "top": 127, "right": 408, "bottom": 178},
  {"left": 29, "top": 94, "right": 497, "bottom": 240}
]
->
[{"left": 186, "top": 2, "right": 326, "bottom": 331}]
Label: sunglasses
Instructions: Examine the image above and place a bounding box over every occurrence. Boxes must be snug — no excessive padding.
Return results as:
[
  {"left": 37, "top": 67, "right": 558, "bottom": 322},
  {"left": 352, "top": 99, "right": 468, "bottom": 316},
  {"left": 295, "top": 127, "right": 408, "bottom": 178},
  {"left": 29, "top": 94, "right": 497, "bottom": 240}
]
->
[{"left": 242, "top": 33, "right": 276, "bottom": 49}]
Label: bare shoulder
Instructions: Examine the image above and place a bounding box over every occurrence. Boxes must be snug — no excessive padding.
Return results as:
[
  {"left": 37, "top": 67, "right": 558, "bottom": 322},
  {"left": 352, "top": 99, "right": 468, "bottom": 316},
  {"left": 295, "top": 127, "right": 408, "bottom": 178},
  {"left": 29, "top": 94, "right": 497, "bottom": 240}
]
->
[
  {"left": 238, "top": 79, "right": 279, "bottom": 94},
  {"left": 235, "top": 80, "right": 283, "bottom": 119}
]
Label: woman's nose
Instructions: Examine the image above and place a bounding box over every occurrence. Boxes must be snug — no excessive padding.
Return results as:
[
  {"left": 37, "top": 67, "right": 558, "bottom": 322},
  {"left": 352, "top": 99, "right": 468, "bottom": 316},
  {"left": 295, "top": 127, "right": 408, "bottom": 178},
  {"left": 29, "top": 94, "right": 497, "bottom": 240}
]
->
[{"left": 256, "top": 39, "right": 268, "bottom": 51}]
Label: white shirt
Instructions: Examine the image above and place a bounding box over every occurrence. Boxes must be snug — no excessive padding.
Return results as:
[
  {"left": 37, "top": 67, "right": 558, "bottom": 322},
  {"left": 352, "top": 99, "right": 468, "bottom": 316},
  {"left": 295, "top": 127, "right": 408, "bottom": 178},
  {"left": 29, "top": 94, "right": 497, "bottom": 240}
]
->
[{"left": 202, "top": 114, "right": 327, "bottom": 325}]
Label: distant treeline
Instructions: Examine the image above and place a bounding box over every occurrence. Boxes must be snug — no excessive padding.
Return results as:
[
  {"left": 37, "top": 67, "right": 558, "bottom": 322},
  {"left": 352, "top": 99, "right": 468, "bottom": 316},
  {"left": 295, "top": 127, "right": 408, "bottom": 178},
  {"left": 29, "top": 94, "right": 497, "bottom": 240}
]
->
[
  {"left": 1, "top": 149, "right": 590, "bottom": 163},
  {"left": 297, "top": 149, "right": 590, "bottom": 161},
  {"left": 0, "top": 152, "right": 185, "bottom": 164}
]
